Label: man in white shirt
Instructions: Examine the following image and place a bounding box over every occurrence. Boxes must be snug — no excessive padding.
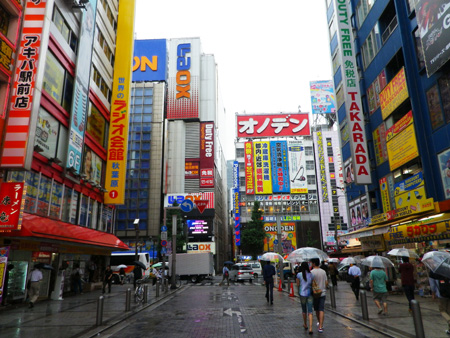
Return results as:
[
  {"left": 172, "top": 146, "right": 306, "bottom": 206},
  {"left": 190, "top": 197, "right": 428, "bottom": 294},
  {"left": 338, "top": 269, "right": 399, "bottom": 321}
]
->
[
  {"left": 28, "top": 265, "right": 43, "bottom": 308},
  {"left": 348, "top": 262, "right": 361, "bottom": 300}
]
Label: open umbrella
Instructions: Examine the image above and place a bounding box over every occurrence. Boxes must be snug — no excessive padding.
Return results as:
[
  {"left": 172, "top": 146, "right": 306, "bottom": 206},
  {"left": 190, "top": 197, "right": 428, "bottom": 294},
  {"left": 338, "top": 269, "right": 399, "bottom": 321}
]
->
[
  {"left": 116, "top": 264, "right": 127, "bottom": 270},
  {"left": 422, "top": 251, "right": 450, "bottom": 278},
  {"left": 35, "top": 263, "right": 54, "bottom": 270},
  {"left": 133, "top": 261, "right": 146, "bottom": 270},
  {"left": 287, "top": 247, "right": 329, "bottom": 263},
  {"left": 341, "top": 257, "right": 356, "bottom": 265},
  {"left": 361, "top": 256, "right": 394, "bottom": 269},
  {"left": 260, "top": 252, "right": 283, "bottom": 263},
  {"left": 387, "top": 248, "right": 419, "bottom": 259},
  {"left": 151, "top": 262, "right": 162, "bottom": 269},
  {"left": 328, "top": 258, "right": 340, "bottom": 263},
  {"left": 224, "top": 261, "right": 234, "bottom": 265}
]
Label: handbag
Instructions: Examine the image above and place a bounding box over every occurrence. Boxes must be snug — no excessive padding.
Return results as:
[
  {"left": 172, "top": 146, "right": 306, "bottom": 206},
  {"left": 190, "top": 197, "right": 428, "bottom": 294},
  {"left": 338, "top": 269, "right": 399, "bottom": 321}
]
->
[{"left": 312, "top": 280, "right": 322, "bottom": 298}]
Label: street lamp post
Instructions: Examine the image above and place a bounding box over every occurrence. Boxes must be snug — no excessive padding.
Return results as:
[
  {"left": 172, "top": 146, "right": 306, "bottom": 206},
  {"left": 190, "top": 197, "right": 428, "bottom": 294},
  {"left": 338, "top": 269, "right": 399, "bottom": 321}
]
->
[{"left": 133, "top": 219, "right": 140, "bottom": 261}]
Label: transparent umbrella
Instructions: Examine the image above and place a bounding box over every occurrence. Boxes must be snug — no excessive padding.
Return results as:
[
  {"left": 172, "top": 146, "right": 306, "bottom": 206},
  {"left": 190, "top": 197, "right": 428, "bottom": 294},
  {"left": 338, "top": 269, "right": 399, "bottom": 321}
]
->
[
  {"left": 341, "top": 257, "right": 357, "bottom": 265},
  {"left": 260, "top": 252, "right": 284, "bottom": 263},
  {"left": 287, "top": 247, "right": 329, "bottom": 263},
  {"left": 328, "top": 258, "right": 340, "bottom": 263},
  {"left": 387, "top": 248, "right": 419, "bottom": 259},
  {"left": 361, "top": 255, "right": 394, "bottom": 269},
  {"left": 422, "top": 251, "right": 450, "bottom": 279}
]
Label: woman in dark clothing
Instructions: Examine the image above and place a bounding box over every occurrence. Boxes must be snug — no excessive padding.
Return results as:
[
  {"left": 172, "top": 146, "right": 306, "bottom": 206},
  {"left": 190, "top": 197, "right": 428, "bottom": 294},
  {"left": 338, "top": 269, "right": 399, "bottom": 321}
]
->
[{"left": 103, "top": 265, "right": 113, "bottom": 293}]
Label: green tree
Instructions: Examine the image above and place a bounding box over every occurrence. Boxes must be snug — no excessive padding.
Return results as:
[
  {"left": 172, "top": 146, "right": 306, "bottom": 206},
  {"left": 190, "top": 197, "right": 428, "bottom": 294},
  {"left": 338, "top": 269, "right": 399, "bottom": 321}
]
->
[
  {"left": 241, "top": 201, "right": 266, "bottom": 259},
  {"left": 305, "top": 229, "right": 317, "bottom": 247},
  {"left": 159, "top": 202, "right": 187, "bottom": 254}
]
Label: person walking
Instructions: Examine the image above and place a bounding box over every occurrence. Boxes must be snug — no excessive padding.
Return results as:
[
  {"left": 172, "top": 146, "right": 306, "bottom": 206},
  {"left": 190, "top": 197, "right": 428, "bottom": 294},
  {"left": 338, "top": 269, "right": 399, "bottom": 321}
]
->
[
  {"left": 399, "top": 256, "right": 415, "bottom": 312},
  {"left": 119, "top": 267, "right": 126, "bottom": 285},
  {"left": 102, "top": 265, "right": 113, "bottom": 293},
  {"left": 88, "top": 260, "right": 96, "bottom": 283},
  {"left": 71, "top": 264, "right": 83, "bottom": 294},
  {"left": 28, "top": 265, "right": 43, "bottom": 308},
  {"left": 370, "top": 266, "right": 388, "bottom": 315},
  {"left": 219, "top": 264, "right": 230, "bottom": 286},
  {"left": 311, "top": 258, "right": 328, "bottom": 333},
  {"left": 296, "top": 261, "right": 314, "bottom": 334},
  {"left": 429, "top": 270, "right": 450, "bottom": 335},
  {"left": 329, "top": 262, "right": 338, "bottom": 288},
  {"left": 348, "top": 262, "right": 361, "bottom": 300},
  {"left": 263, "top": 260, "right": 276, "bottom": 305},
  {"left": 133, "top": 265, "right": 143, "bottom": 289}
]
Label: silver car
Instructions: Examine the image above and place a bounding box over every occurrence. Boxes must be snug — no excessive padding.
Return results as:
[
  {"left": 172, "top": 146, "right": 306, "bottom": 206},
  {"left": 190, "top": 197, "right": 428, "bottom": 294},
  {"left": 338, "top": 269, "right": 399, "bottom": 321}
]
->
[{"left": 229, "top": 263, "right": 254, "bottom": 282}]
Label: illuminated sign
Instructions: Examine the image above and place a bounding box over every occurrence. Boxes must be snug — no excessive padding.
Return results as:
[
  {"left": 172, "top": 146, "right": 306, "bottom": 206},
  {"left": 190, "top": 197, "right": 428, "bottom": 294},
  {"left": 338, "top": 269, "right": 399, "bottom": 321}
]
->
[
  {"left": 380, "top": 68, "right": 409, "bottom": 120},
  {"left": 334, "top": 0, "right": 371, "bottom": 184},
  {"left": 316, "top": 132, "right": 328, "bottom": 202},
  {"left": 104, "top": 0, "right": 136, "bottom": 204},
  {"left": 233, "top": 160, "right": 239, "bottom": 189},
  {"left": 237, "top": 113, "right": 310, "bottom": 138},
  {"left": 164, "top": 192, "right": 214, "bottom": 209},
  {"left": 187, "top": 242, "right": 215, "bottom": 254},
  {"left": 185, "top": 160, "right": 199, "bottom": 178},
  {"left": 132, "top": 39, "right": 167, "bottom": 82},
  {"left": 200, "top": 122, "right": 214, "bottom": 188},
  {"left": 187, "top": 219, "right": 211, "bottom": 235}
]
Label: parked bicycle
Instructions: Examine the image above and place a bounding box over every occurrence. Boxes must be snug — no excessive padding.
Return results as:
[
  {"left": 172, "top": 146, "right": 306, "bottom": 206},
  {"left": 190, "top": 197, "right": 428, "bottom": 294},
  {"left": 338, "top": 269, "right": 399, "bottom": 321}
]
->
[{"left": 134, "top": 278, "right": 149, "bottom": 303}]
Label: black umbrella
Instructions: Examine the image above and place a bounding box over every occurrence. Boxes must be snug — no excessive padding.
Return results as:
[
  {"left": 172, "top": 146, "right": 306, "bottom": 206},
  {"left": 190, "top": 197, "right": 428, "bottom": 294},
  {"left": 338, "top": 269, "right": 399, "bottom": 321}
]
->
[
  {"left": 35, "top": 263, "right": 54, "bottom": 270},
  {"left": 224, "top": 261, "right": 234, "bottom": 265},
  {"left": 133, "top": 261, "right": 146, "bottom": 270}
]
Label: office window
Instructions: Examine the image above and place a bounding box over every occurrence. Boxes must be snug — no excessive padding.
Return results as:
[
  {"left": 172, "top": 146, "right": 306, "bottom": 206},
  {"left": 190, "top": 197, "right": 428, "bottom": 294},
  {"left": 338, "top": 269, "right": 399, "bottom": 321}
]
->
[
  {"left": 43, "top": 52, "right": 74, "bottom": 112},
  {"left": 307, "top": 175, "right": 316, "bottom": 185},
  {"left": 92, "top": 66, "right": 111, "bottom": 102},
  {"left": 305, "top": 147, "right": 313, "bottom": 156},
  {"left": 87, "top": 102, "right": 107, "bottom": 147},
  {"left": 52, "top": 6, "right": 78, "bottom": 52},
  {"left": 306, "top": 160, "right": 314, "bottom": 170},
  {"left": 96, "top": 27, "right": 114, "bottom": 64}
]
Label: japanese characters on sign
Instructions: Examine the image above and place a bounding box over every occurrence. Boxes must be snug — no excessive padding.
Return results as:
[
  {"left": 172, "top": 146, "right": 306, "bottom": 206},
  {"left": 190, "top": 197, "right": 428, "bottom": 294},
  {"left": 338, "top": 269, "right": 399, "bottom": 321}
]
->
[
  {"left": 310, "top": 80, "right": 336, "bottom": 114},
  {"left": 0, "top": 37, "right": 13, "bottom": 75},
  {"left": 379, "top": 176, "right": 391, "bottom": 213},
  {"left": 253, "top": 141, "right": 273, "bottom": 195},
  {"left": 167, "top": 38, "right": 200, "bottom": 119},
  {"left": 200, "top": 122, "right": 214, "bottom": 188},
  {"left": 185, "top": 160, "right": 199, "bottom": 178},
  {"left": 1, "top": 0, "right": 47, "bottom": 168},
  {"left": 104, "top": 0, "right": 135, "bottom": 204},
  {"left": 233, "top": 161, "right": 239, "bottom": 189},
  {"left": 316, "top": 132, "right": 328, "bottom": 202},
  {"left": 264, "top": 223, "right": 297, "bottom": 254},
  {"left": 287, "top": 141, "right": 307, "bottom": 194},
  {"left": 334, "top": 0, "right": 371, "bottom": 184},
  {"left": 379, "top": 68, "right": 409, "bottom": 120},
  {"left": 237, "top": 113, "right": 310, "bottom": 138},
  {"left": 244, "top": 142, "right": 254, "bottom": 194},
  {"left": 270, "top": 141, "right": 290, "bottom": 193},
  {"left": 234, "top": 188, "right": 240, "bottom": 246},
  {"left": 67, "top": 0, "right": 98, "bottom": 174},
  {"left": 0, "top": 182, "right": 24, "bottom": 230}
]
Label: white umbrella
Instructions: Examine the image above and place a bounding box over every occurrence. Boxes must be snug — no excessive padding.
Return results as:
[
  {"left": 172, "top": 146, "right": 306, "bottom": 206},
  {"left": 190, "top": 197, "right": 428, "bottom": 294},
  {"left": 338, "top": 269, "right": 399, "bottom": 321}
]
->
[
  {"left": 115, "top": 264, "right": 127, "bottom": 270},
  {"left": 361, "top": 255, "right": 394, "bottom": 269},
  {"left": 423, "top": 251, "right": 450, "bottom": 278},
  {"left": 260, "top": 252, "right": 283, "bottom": 263},
  {"left": 387, "top": 248, "right": 419, "bottom": 259},
  {"left": 341, "top": 257, "right": 356, "bottom": 265},
  {"left": 287, "top": 247, "right": 329, "bottom": 263},
  {"left": 328, "top": 258, "right": 340, "bottom": 263}
]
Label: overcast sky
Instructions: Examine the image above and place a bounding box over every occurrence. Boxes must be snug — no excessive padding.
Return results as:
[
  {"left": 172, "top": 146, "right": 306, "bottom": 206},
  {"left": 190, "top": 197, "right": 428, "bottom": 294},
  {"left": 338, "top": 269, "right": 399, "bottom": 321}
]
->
[{"left": 134, "top": 0, "right": 332, "bottom": 160}]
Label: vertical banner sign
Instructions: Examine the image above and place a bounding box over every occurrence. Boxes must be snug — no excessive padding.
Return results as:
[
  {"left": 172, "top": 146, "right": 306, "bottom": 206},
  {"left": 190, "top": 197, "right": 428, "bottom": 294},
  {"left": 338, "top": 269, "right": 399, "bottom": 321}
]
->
[
  {"left": 67, "top": 0, "right": 98, "bottom": 173},
  {"left": 1, "top": 0, "right": 47, "bottom": 168},
  {"left": 233, "top": 161, "right": 239, "bottom": 189},
  {"left": 270, "top": 141, "right": 290, "bottom": 193},
  {"left": 287, "top": 140, "right": 307, "bottom": 194},
  {"left": 233, "top": 161, "right": 240, "bottom": 245},
  {"left": 253, "top": 141, "right": 273, "bottom": 194},
  {"left": 167, "top": 38, "right": 200, "bottom": 119},
  {"left": 334, "top": 0, "right": 371, "bottom": 184},
  {"left": 244, "top": 141, "right": 254, "bottom": 194},
  {"left": 379, "top": 177, "right": 391, "bottom": 213},
  {"left": 317, "top": 132, "right": 328, "bottom": 202},
  {"left": 200, "top": 122, "right": 214, "bottom": 188},
  {"left": 0, "top": 246, "right": 10, "bottom": 305},
  {"left": 104, "top": 0, "right": 136, "bottom": 204},
  {"left": 0, "top": 182, "right": 24, "bottom": 230},
  {"left": 310, "top": 80, "right": 336, "bottom": 114}
]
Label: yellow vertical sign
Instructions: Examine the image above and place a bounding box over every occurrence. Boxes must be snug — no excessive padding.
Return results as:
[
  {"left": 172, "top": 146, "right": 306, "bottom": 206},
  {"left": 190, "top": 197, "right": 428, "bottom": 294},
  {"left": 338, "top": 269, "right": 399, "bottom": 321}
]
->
[{"left": 104, "top": 0, "right": 136, "bottom": 204}]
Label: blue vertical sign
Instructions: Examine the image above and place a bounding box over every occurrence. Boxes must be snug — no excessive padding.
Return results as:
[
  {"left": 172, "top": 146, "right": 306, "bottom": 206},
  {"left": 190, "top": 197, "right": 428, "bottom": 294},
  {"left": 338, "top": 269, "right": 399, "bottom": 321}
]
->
[
  {"left": 233, "top": 161, "right": 240, "bottom": 246},
  {"left": 270, "top": 141, "right": 290, "bottom": 193}
]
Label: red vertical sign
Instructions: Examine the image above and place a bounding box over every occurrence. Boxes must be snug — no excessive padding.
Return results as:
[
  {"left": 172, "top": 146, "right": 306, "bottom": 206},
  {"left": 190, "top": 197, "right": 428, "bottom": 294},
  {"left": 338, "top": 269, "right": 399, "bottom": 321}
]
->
[
  {"left": 200, "top": 121, "right": 214, "bottom": 188},
  {"left": 0, "top": 182, "right": 24, "bottom": 230}
]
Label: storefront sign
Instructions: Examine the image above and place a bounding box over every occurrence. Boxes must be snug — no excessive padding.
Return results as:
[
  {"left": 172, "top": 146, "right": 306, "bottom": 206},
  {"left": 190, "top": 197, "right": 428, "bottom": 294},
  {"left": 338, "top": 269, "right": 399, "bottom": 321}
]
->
[
  {"left": 310, "top": 80, "right": 336, "bottom": 114},
  {"left": 104, "top": 0, "right": 135, "bottom": 204},
  {"left": 185, "top": 160, "right": 199, "bottom": 178},
  {"left": 270, "top": 141, "right": 290, "bottom": 193},
  {"left": 263, "top": 223, "right": 297, "bottom": 253},
  {"left": 0, "top": 182, "right": 24, "bottom": 230},
  {"left": 360, "top": 235, "right": 385, "bottom": 251},
  {"left": 0, "top": 246, "right": 10, "bottom": 305},
  {"left": 385, "top": 220, "right": 450, "bottom": 245},
  {"left": 253, "top": 141, "right": 272, "bottom": 194},
  {"left": 186, "top": 242, "right": 215, "bottom": 254},
  {"left": 386, "top": 123, "right": 419, "bottom": 171},
  {"left": 237, "top": 113, "right": 310, "bottom": 138},
  {"left": 288, "top": 140, "right": 307, "bottom": 194},
  {"left": 385, "top": 111, "right": 414, "bottom": 142},
  {"left": 244, "top": 142, "right": 254, "bottom": 194},
  {"left": 200, "top": 122, "right": 214, "bottom": 188},
  {"left": 165, "top": 192, "right": 214, "bottom": 209},
  {"left": 0, "top": 36, "right": 13, "bottom": 75},
  {"left": 367, "top": 70, "right": 387, "bottom": 115},
  {"left": 380, "top": 68, "right": 409, "bottom": 119},
  {"left": 373, "top": 123, "right": 388, "bottom": 165},
  {"left": 132, "top": 39, "right": 167, "bottom": 82},
  {"left": 394, "top": 172, "right": 424, "bottom": 196},
  {"left": 380, "top": 177, "right": 391, "bottom": 213}
]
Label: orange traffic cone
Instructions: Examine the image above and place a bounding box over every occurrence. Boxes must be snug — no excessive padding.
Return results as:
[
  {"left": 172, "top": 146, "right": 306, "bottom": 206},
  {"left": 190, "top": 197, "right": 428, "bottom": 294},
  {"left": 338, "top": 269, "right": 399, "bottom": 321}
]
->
[
  {"left": 278, "top": 278, "right": 282, "bottom": 292},
  {"left": 289, "top": 281, "right": 295, "bottom": 297}
]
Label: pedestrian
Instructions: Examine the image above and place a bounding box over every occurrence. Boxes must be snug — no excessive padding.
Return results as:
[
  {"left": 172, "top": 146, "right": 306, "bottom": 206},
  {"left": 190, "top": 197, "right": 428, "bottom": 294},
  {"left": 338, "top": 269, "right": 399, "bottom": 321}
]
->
[
  {"left": 133, "top": 265, "right": 142, "bottom": 289},
  {"left": 71, "top": 264, "right": 83, "bottom": 294},
  {"left": 320, "top": 260, "right": 329, "bottom": 278},
  {"left": 311, "top": 258, "right": 328, "bottom": 333},
  {"left": 348, "top": 262, "right": 361, "bottom": 300},
  {"left": 119, "top": 267, "right": 126, "bottom": 285},
  {"left": 27, "top": 264, "right": 43, "bottom": 308},
  {"left": 263, "top": 260, "right": 276, "bottom": 305},
  {"left": 296, "top": 261, "right": 314, "bottom": 335},
  {"left": 102, "top": 265, "right": 113, "bottom": 293},
  {"left": 219, "top": 263, "right": 230, "bottom": 286},
  {"left": 399, "top": 256, "right": 415, "bottom": 312},
  {"left": 369, "top": 266, "right": 388, "bottom": 315},
  {"left": 88, "top": 260, "right": 96, "bottom": 283},
  {"left": 429, "top": 270, "right": 450, "bottom": 335},
  {"left": 329, "top": 262, "right": 338, "bottom": 288}
]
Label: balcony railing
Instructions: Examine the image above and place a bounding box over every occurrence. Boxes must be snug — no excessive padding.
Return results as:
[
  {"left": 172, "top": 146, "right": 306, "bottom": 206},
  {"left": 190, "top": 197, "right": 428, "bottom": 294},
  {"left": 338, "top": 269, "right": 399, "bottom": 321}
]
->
[{"left": 382, "top": 16, "right": 398, "bottom": 45}]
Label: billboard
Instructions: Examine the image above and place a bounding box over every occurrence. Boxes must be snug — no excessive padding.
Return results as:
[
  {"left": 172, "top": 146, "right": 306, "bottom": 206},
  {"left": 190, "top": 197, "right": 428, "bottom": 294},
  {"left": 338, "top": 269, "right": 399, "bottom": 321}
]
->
[
  {"left": 287, "top": 140, "right": 307, "bottom": 194},
  {"left": 253, "top": 141, "right": 272, "bottom": 194},
  {"left": 270, "top": 141, "right": 290, "bottom": 193},
  {"left": 187, "top": 219, "right": 212, "bottom": 239},
  {"left": 67, "top": 0, "right": 98, "bottom": 174},
  {"left": 132, "top": 39, "right": 167, "bottom": 82},
  {"left": 438, "top": 148, "right": 450, "bottom": 199},
  {"left": 310, "top": 80, "right": 336, "bottom": 114},
  {"left": 263, "top": 223, "right": 297, "bottom": 254},
  {"left": 167, "top": 38, "right": 200, "bottom": 119},
  {"left": 185, "top": 160, "right": 199, "bottom": 178},
  {"left": 200, "top": 122, "right": 214, "bottom": 188},
  {"left": 237, "top": 113, "right": 310, "bottom": 138},
  {"left": 244, "top": 142, "right": 254, "bottom": 194},
  {"left": 334, "top": 0, "right": 371, "bottom": 184},
  {"left": 416, "top": 0, "right": 450, "bottom": 77},
  {"left": 104, "top": 0, "right": 136, "bottom": 204},
  {"left": 1, "top": 0, "right": 47, "bottom": 168},
  {"left": 165, "top": 192, "right": 215, "bottom": 209},
  {"left": 0, "top": 182, "right": 25, "bottom": 230},
  {"left": 316, "top": 131, "right": 328, "bottom": 202},
  {"left": 379, "top": 68, "right": 409, "bottom": 120}
]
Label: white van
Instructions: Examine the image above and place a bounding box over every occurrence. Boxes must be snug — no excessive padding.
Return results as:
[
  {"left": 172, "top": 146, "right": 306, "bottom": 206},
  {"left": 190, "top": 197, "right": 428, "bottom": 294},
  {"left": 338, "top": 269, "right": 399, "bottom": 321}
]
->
[
  {"left": 248, "top": 261, "right": 262, "bottom": 278},
  {"left": 110, "top": 252, "right": 150, "bottom": 284}
]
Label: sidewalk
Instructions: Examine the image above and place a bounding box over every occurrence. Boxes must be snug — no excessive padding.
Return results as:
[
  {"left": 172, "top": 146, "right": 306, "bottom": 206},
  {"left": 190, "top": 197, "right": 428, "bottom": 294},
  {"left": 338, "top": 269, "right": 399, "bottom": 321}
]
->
[{"left": 0, "top": 281, "right": 179, "bottom": 338}]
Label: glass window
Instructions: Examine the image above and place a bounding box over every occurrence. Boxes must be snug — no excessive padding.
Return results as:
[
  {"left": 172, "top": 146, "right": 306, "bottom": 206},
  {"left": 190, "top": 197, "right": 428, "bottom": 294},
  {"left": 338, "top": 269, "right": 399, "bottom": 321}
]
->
[
  {"left": 139, "top": 190, "right": 148, "bottom": 198},
  {"left": 144, "top": 88, "right": 153, "bottom": 96},
  {"left": 142, "top": 133, "right": 151, "bottom": 140},
  {"left": 52, "top": 6, "right": 78, "bottom": 52},
  {"left": 69, "top": 190, "right": 79, "bottom": 224},
  {"left": 140, "top": 171, "right": 149, "bottom": 179},
  {"left": 438, "top": 73, "right": 450, "bottom": 123},
  {"left": 140, "top": 180, "right": 149, "bottom": 189},
  {"left": 34, "top": 108, "right": 60, "bottom": 159},
  {"left": 87, "top": 198, "right": 95, "bottom": 228},
  {"left": 0, "top": 4, "right": 11, "bottom": 36},
  {"left": 24, "top": 171, "right": 39, "bottom": 213},
  {"left": 143, "top": 115, "right": 152, "bottom": 123},
  {"left": 141, "top": 161, "right": 150, "bottom": 169},
  {"left": 144, "top": 97, "right": 152, "bottom": 104},
  {"left": 49, "top": 180, "right": 63, "bottom": 219},
  {"left": 134, "top": 106, "right": 143, "bottom": 114},
  {"left": 141, "top": 152, "right": 150, "bottom": 159},
  {"left": 130, "top": 190, "right": 138, "bottom": 198},
  {"left": 139, "top": 210, "right": 148, "bottom": 219},
  {"left": 61, "top": 186, "right": 72, "bottom": 223},
  {"left": 134, "top": 97, "right": 143, "bottom": 104},
  {"left": 37, "top": 176, "right": 51, "bottom": 216},
  {"left": 135, "top": 88, "right": 144, "bottom": 96},
  {"left": 87, "top": 102, "right": 107, "bottom": 146},
  {"left": 132, "top": 115, "right": 142, "bottom": 123},
  {"left": 143, "top": 105, "right": 152, "bottom": 114},
  {"left": 57, "top": 125, "right": 69, "bottom": 165},
  {"left": 138, "top": 200, "right": 147, "bottom": 208},
  {"left": 43, "top": 52, "right": 65, "bottom": 104},
  {"left": 79, "top": 194, "right": 88, "bottom": 226}
]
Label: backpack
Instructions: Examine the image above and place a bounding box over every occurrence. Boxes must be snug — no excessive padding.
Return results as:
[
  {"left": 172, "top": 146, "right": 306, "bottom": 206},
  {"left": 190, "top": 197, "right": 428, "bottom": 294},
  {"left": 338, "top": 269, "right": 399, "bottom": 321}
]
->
[{"left": 224, "top": 270, "right": 229, "bottom": 277}]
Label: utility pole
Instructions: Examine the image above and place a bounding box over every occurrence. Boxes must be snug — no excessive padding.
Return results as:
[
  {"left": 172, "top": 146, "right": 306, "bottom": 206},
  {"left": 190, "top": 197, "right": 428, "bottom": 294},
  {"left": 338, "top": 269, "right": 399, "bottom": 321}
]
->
[
  {"left": 133, "top": 219, "right": 140, "bottom": 261},
  {"left": 276, "top": 215, "right": 284, "bottom": 286},
  {"left": 171, "top": 213, "right": 177, "bottom": 289}
]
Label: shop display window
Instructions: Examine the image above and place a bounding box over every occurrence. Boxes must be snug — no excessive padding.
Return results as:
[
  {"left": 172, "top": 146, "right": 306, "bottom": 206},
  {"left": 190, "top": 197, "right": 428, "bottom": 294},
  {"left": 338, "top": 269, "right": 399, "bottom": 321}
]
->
[
  {"left": 34, "top": 108, "right": 60, "bottom": 159},
  {"left": 49, "top": 181, "right": 63, "bottom": 219},
  {"left": 79, "top": 194, "right": 88, "bottom": 226},
  {"left": 61, "top": 186, "right": 72, "bottom": 223},
  {"left": 86, "top": 102, "right": 107, "bottom": 147},
  {"left": 36, "top": 175, "right": 51, "bottom": 216},
  {"left": 6, "top": 261, "right": 28, "bottom": 301},
  {"left": 82, "top": 147, "right": 104, "bottom": 186},
  {"left": 24, "top": 171, "right": 39, "bottom": 213}
]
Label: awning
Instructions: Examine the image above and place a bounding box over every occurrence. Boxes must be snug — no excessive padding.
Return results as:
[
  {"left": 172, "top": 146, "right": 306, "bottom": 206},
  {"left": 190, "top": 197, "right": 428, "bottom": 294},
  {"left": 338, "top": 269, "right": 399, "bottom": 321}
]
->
[
  {"left": 339, "top": 223, "right": 391, "bottom": 241},
  {"left": 341, "top": 246, "right": 363, "bottom": 254},
  {"left": 1, "top": 213, "right": 129, "bottom": 251}
]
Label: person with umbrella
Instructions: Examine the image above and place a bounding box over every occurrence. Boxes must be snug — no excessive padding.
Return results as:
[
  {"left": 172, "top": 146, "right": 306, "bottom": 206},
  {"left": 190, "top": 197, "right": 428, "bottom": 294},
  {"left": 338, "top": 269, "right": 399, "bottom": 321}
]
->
[
  {"left": 27, "top": 264, "right": 43, "bottom": 308},
  {"left": 262, "top": 259, "right": 276, "bottom": 304},
  {"left": 133, "top": 264, "right": 143, "bottom": 289},
  {"left": 296, "top": 261, "right": 314, "bottom": 334},
  {"left": 369, "top": 266, "right": 388, "bottom": 315},
  {"left": 348, "top": 262, "right": 361, "bottom": 300},
  {"left": 399, "top": 256, "right": 415, "bottom": 313},
  {"left": 219, "top": 262, "right": 230, "bottom": 286},
  {"left": 102, "top": 265, "right": 113, "bottom": 293}
]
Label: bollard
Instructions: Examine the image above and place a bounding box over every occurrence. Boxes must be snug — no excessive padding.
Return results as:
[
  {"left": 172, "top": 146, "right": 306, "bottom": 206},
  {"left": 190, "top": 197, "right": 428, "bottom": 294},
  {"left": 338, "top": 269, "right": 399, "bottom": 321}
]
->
[
  {"left": 411, "top": 300, "right": 425, "bottom": 338},
  {"left": 329, "top": 285, "right": 336, "bottom": 309},
  {"left": 144, "top": 284, "right": 149, "bottom": 304},
  {"left": 96, "top": 296, "right": 104, "bottom": 326},
  {"left": 125, "top": 288, "right": 131, "bottom": 312},
  {"left": 360, "top": 290, "right": 369, "bottom": 320},
  {"left": 156, "top": 281, "right": 160, "bottom": 297},
  {"left": 164, "top": 278, "right": 168, "bottom": 292}
]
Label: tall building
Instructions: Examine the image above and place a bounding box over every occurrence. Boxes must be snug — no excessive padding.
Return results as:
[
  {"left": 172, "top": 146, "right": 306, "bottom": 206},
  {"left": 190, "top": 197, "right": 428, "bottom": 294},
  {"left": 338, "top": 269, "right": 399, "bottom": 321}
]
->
[
  {"left": 0, "top": 0, "right": 134, "bottom": 303},
  {"left": 326, "top": 0, "right": 450, "bottom": 254}
]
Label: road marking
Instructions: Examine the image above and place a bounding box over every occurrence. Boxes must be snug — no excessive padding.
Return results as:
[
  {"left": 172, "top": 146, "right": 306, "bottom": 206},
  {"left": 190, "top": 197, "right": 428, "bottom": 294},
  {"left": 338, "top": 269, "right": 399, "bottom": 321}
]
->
[{"left": 223, "top": 307, "right": 247, "bottom": 333}]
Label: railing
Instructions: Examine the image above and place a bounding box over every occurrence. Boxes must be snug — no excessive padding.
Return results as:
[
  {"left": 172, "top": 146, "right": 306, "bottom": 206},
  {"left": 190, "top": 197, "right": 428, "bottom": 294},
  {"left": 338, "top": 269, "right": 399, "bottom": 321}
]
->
[{"left": 382, "top": 16, "right": 398, "bottom": 45}]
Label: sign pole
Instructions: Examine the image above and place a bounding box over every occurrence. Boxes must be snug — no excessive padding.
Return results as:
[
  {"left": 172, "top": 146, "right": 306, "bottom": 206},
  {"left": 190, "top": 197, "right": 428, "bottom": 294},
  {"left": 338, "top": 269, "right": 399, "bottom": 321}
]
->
[{"left": 171, "top": 213, "right": 177, "bottom": 289}]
